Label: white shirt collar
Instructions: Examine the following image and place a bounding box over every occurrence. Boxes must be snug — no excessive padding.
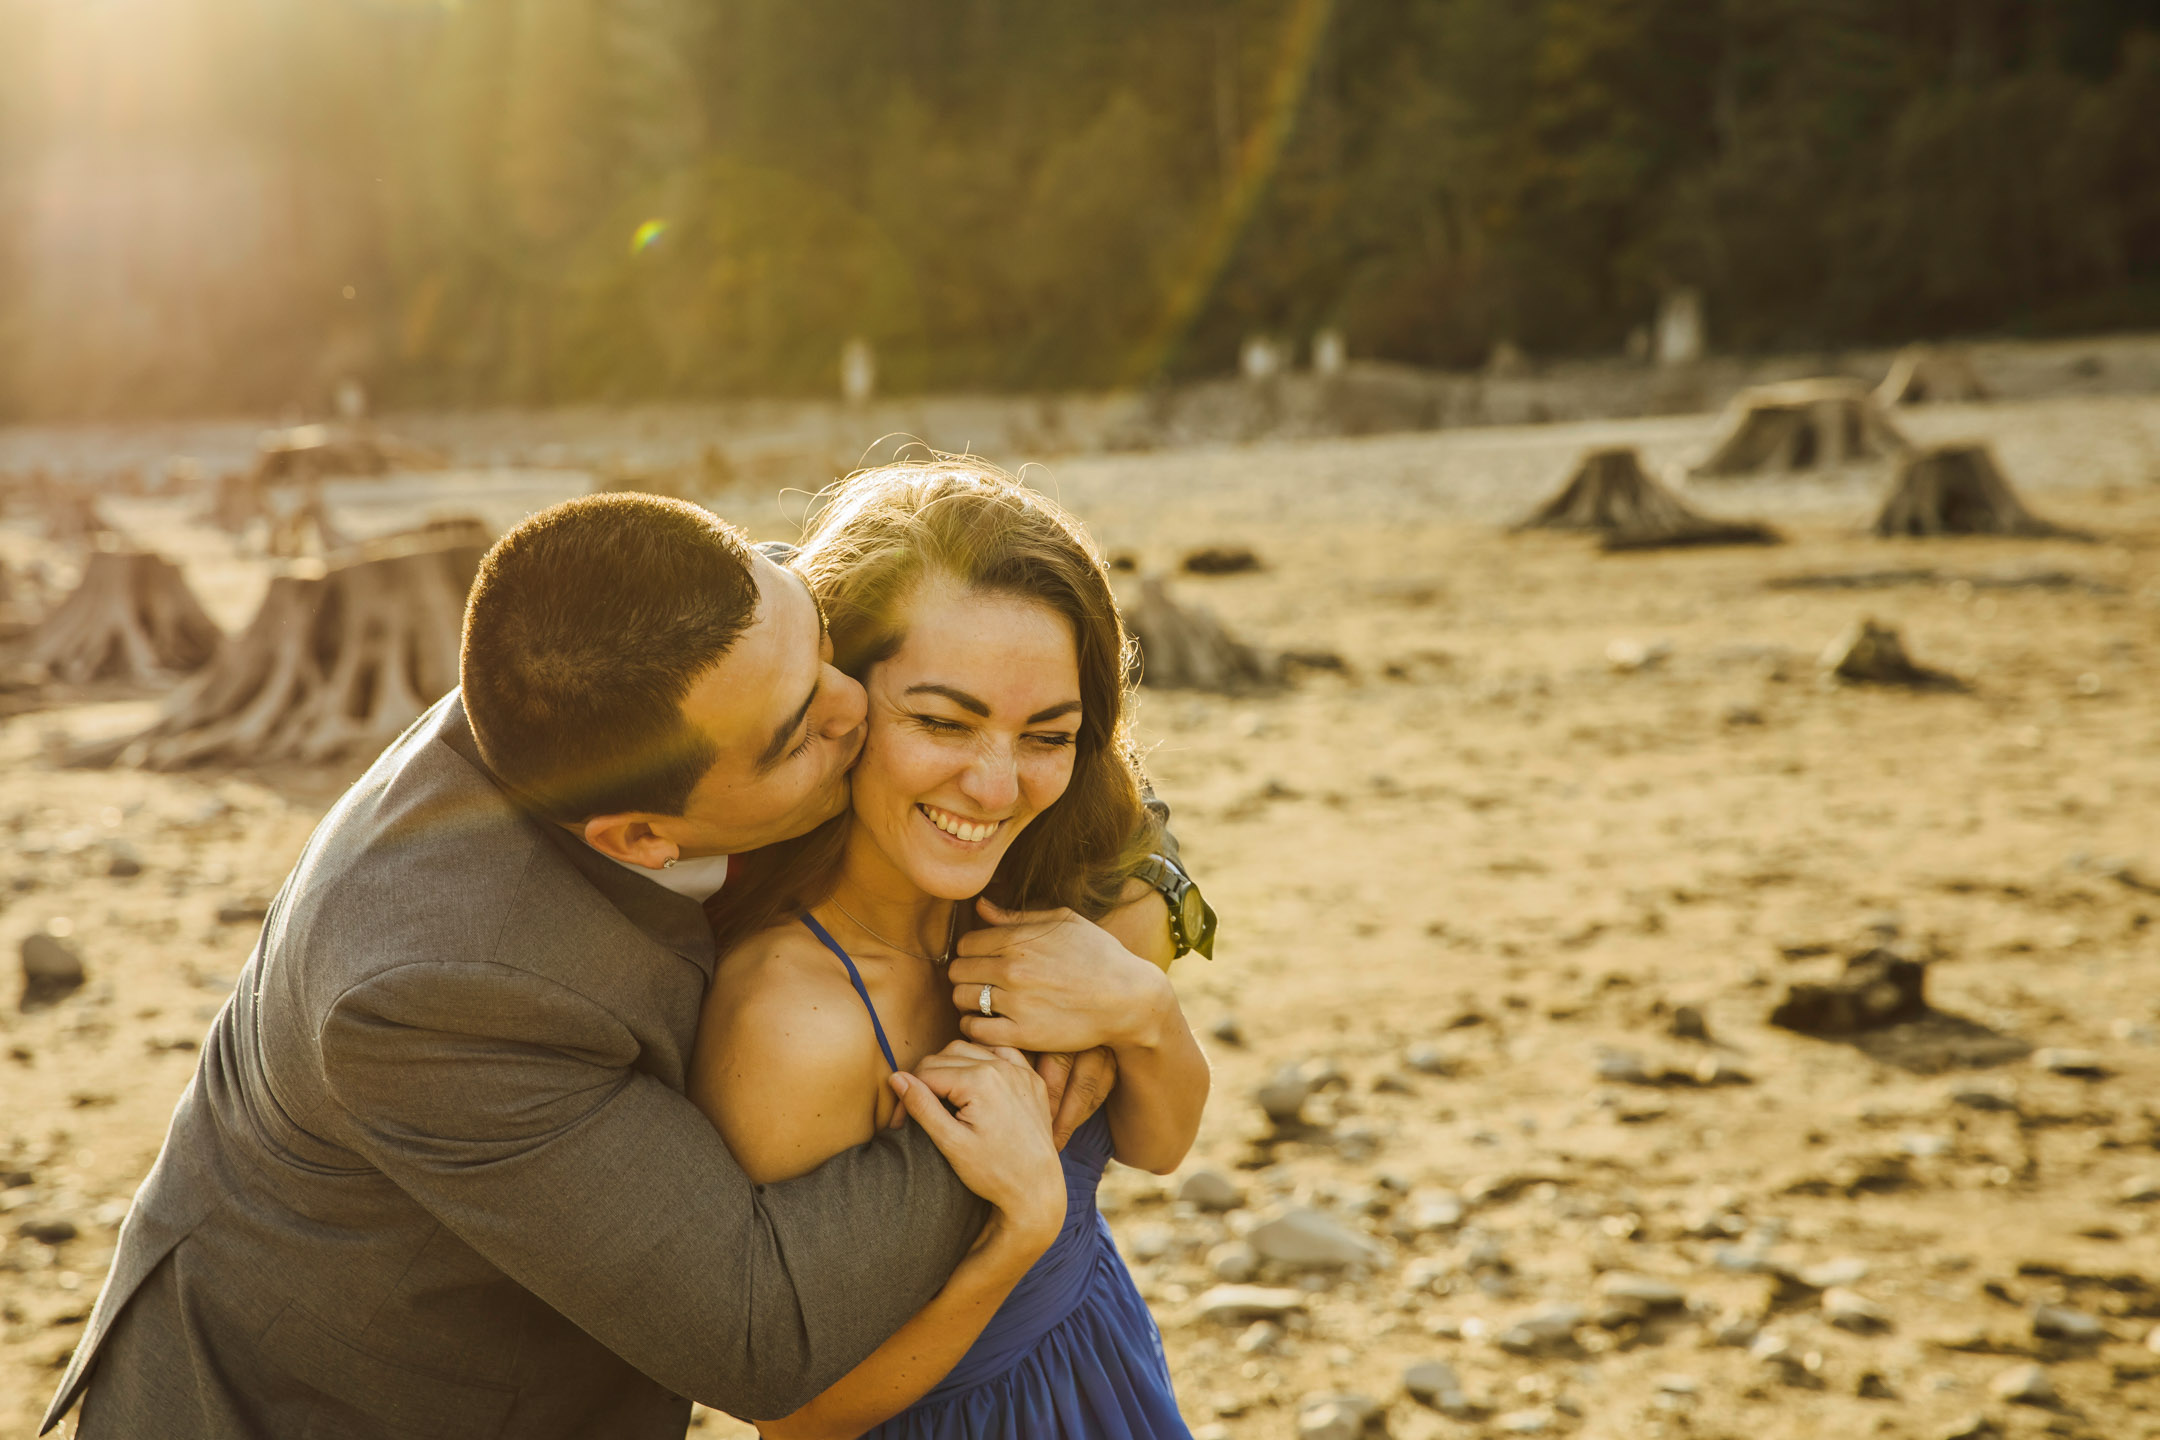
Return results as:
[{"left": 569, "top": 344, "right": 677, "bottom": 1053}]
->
[{"left": 603, "top": 851, "right": 731, "bottom": 902}]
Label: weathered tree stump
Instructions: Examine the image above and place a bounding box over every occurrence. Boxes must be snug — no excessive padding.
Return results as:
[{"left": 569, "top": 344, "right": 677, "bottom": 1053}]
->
[
  {"left": 1819, "top": 617, "right": 1964, "bottom": 690},
  {"left": 19, "top": 550, "right": 222, "bottom": 687},
  {"left": 1770, "top": 948, "right": 1929, "bottom": 1035},
  {"left": 1689, "top": 379, "right": 1909, "bottom": 479},
  {"left": 1875, "top": 345, "right": 1988, "bottom": 407},
  {"left": 1518, "top": 447, "right": 1782, "bottom": 549},
  {"left": 1123, "top": 576, "right": 1280, "bottom": 693},
  {"left": 1870, "top": 444, "right": 2079, "bottom": 539},
  {"left": 251, "top": 424, "right": 445, "bottom": 484},
  {"left": 81, "top": 528, "right": 485, "bottom": 768}
]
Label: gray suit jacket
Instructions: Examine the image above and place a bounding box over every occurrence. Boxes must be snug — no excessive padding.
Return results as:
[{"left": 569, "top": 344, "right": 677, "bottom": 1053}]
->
[{"left": 44, "top": 693, "right": 986, "bottom": 1439}]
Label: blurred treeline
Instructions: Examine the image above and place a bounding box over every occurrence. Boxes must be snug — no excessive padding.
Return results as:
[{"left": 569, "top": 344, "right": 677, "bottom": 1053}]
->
[{"left": 2, "top": 0, "right": 2157, "bottom": 419}]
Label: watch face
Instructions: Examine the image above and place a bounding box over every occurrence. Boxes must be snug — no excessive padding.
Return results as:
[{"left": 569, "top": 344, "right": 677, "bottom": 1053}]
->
[{"left": 1179, "top": 887, "right": 1206, "bottom": 938}]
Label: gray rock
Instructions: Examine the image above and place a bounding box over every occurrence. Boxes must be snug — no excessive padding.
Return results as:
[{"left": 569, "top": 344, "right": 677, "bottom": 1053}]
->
[
  {"left": 1951, "top": 1086, "right": 2017, "bottom": 1112},
  {"left": 1496, "top": 1305, "right": 1584, "bottom": 1354},
  {"left": 1669, "top": 1004, "right": 1709, "bottom": 1041},
  {"left": 1856, "top": 1370, "right": 1896, "bottom": 1400},
  {"left": 1209, "top": 1015, "right": 1244, "bottom": 1046},
  {"left": 2117, "top": 1174, "right": 2160, "bottom": 1204},
  {"left": 105, "top": 842, "right": 143, "bottom": 878},
  {"left": 1249, "top": 1208, "right": 1383, "bottom": 1270},
  {"left": 1939, "top": 1414, "right": 2001, "bottom": 1440},
  {"left": 20, "top": 933, "right": 84, "bottom": 1011},
  {"left": 1196, "top": 1284, "right": 1306, "bottom": 1323},
  {"left": 1404, "top": 1042, "right": 1453, "bottom": 1075},
  {"left": 1598, "top": 1271, "right": 1686, "bottom": 1312},
  {"left": 1406, "top": 1192, "right": 1465, "bottom": 1233},
  {"left": 1796, "top": 1256, "right": 1869, "bottom": 1289},
  {"left": 1236, "top": 1320, "right": 1283, "bottom": 1355},
  {"left": 1208, "top": 1240, "right": 1259, "bottom": 1284},
  {"left": 1256, "top": 1066, "right": 1312, "bottom": 1124},
  {"left": 1495, "top": 1409, "right": 1553, "bottom": 1435},
  {"left": 1822, "top": 1287, "right": 1891, "bottom": 1333},
  {"left": 1178, "top": 1169, "right": 1246, "bottom": 1212},
  {"left": 1126, "top": 1222, "right": 1175, "bottom": 1261},
  {"left": 1402, "top": 1359, "right": 1462, "bottom": 1405},
  {"left": 16, "top": 1218, "right": 77, "bottom": 1245},
  {"left": 1988, "top": 1363, "right": 2054, "bottom": 1406},
  {"left": 2030, "top": 1304, "right": 2103, "bottom": 1343},
  {"left": 1295, "top": 1403, "right": 1361, "bottom": 1440},
  {"left": 2032, "top": 1047, "right": 2109, "bottom": 1078},
  {"left": 1594, "top": 1047, "right": 1651, "bottom": 1084}
]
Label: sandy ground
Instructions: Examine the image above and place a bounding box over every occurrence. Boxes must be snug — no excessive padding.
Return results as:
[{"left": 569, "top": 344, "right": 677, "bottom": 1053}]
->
[{"left": 4, "top": 392, "right": 2160, "bottom": 1440}]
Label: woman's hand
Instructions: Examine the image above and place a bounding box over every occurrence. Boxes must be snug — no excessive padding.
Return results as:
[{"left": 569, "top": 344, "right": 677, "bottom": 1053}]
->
[
  {"left": 891, "top": 1040, "right": 1065, "bottom": 1247},
  {"left": 947, "top": 900, "right": 1177, "bottom": 1054}
]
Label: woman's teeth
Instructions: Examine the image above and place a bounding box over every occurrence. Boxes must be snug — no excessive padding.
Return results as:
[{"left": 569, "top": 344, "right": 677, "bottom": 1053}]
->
[{"left": 920, "top": 804, "right": 1000, "bottom": 842}]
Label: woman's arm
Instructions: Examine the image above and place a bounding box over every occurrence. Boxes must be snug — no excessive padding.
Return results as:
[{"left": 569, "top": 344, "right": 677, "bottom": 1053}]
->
[
  {"left": 758, "top": 1047, "right": 1065, "bottom": 1440},
  {"left": 951, "top": 899, "right": 1211, "bottom": 1175}
]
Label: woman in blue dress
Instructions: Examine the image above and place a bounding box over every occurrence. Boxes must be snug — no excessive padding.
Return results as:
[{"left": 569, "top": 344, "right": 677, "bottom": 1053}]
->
[{"left": 692, "top": 460, "right": 1210, "bottom": 1439}]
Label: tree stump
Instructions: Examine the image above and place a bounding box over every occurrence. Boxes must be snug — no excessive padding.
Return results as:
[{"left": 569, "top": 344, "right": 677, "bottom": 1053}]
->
[
  {"left": 1819, "top": 618, "right": 1963, "bottom": 690},
  {"left": 1122, "top": 576, "right": 1279, "bottom": 693},
  {"left": 1870, "top": 444, "right": 2079, "bottom": 539},
  {"left": 20, "top": 550, "right": 222, "bottom": 687},
  {"left": 1875, "top": 345, "right": 1987, "bottom": 407},
  {"left": 1689, "top": 379, "right": 1909, "bottom": 478},
  {"left": 1516, "top": 447, "right": 1781, "bottom": 550},
  {"left": 81, "top": 528, "right": 485, "bottom": 769},
  {"left": 251, "top": 424, "right": 445, "bottom": 484}
]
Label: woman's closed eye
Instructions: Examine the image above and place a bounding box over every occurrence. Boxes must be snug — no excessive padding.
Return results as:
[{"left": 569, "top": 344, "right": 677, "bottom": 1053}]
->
[{"left": 786, "top": 729, "right": 817, "bottom": 760}]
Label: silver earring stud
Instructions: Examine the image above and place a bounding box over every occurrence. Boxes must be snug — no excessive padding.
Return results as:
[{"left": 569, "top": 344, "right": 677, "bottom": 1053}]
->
[{"left": 662, "top": 858, "right": 678, "bottom": 870}]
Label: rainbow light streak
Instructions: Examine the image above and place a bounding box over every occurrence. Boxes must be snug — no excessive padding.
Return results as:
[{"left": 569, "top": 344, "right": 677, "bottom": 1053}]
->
[
  {"left": 630, "top": 219, "right": 668, "bottom": 255},
  {"left": 1128, "top": 0, "right": 1335, "bottom": 384}
]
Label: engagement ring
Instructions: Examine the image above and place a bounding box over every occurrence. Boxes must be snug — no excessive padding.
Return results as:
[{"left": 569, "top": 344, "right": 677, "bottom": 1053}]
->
[{"left": 977, "top": 984, "right": 995, "bottom": 1017}]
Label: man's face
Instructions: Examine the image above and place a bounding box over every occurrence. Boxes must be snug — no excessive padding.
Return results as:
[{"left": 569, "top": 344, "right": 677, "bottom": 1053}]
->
[{"left": 651, "top": 555, "right": 867, "bottom": 857}]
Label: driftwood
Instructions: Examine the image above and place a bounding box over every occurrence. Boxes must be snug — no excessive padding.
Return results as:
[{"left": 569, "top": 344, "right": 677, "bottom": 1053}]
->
[
  {"left": 80, "top": 527, "right": 485, "bottom": 769},
  {"left": 1123, "top": 576, "right": 1279, "bottom": 693},
  {"left": 20, "top": 550, "right": 222, "bottom": 687},
  {"left": 1690, "top": 379, "right": 1909, "bottom": 479},
  {"left": 1819, "top": 618, "right": 1964, "bottom": 691},
  {"left": 1771, "top": 948, "right": 1930, "bottom": 1035},
  {"left": 1870, "top": 444, "right": 2081, "bottom": 539},
  {"left": 1516, "top": 447, "right": 1781, "bottom": 550},
  {"left": 252, "top": 424, "right": 445, "bottom": 484},
  {"left": 1875, "top": 346, "right": 1987, "bottom": 407}
]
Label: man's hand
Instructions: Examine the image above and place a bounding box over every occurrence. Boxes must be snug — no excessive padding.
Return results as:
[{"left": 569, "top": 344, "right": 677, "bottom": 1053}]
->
[
  {"left": 1033, "top": 1047, "right": 1117, "bottom": 1149},
  {"left": 949, "top": 900, "right": 1175, "bottom": 1055}
]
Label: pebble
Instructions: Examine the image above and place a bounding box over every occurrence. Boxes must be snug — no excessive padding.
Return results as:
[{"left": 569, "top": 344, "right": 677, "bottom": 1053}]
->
[
  {"left": 1668, "top": 1004, "right": 1709, "bottom": 1041},
  {"left": 1298, "top": 1392, "right": 1379, "bottom": 1440},
  {"left": 1951, "top": 1087, "right": 2017, "bottom": 1112},
  {"left": 1405, "top": 1191, "right": 1466, "bottom": 1233},
  {"left": 1856, "top": 1370, "right": 1896, "bottom": 1400},
  {"left": 1126, "top": 1223, "right": 1175, "bottom": 1261},
  {"left": 1207, "top": 1015, "right": 1243, "bottom": 1046},
  {"left": 1402, "top": 1359, "right": 1462, "bottom": 1405},
  {"left": 2032, "top": 1047, "right": 2109, "bottom": 1078},
  {"left": 1236, "top": 1320, "right": 1283, "bottom": 1355},
  {"left": 1989, "top": 1363, "right": 2055, "bottom": 1406},
  {"left": 17, "top": 1219, "right": 77, "bottom": 1245},
  {"left": 1196, "top": 1285, "right": 1306, "bottom": 1323},
  {"left": 19, "top": 933, "right": 85, "bottom": 1011},
  {"left": 1209, "top": 1240, "right": 1259, "bottom": 1284},
  {"left": 1822, "top": 1287, "right": 1891, "bottom": 1333},
  {"left": 1256, "top": 1066, "right": 1312, "bottom": 1124},
  {"left": 1796, "top": 1256, "right": 1870, "bottom": 1289},
  {"left": 2117, "top": 1175, "right": 2160, "bottom": 1204},
  {"left": 1178, "top": 1169, "right": 1246, "bottom": 1212},
  {"left": 2030, "top": 1304, "right": 2104, "bottom": 1343},
  {"left": 1496, "top": 1305, "right": 1584, "bottom": 1354},
  {"left": 1597, "top": 1271, "right": 1686, "bottom": 1312},
  {"left": 1403, "top": 1042, "right": 1452, "bottom": 1075},
  {"left": 1494, "top": 1408, "right": 1553, "bottom": 1435},
  {"left": 1939, "top": 1415, "right": 2001, "bottom": 1440},
  {"left": 1593, "top": 1047, "right": 1651, "bottom": 1084},
  {"left": 1249, "top": 1208, "right": 1383, "bottom": 1270}
]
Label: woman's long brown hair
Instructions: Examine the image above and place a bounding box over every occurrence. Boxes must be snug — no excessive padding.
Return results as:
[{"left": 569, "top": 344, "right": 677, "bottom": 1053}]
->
[{"left": 705, "top": 459, "right": 1159, "bottom": 953}]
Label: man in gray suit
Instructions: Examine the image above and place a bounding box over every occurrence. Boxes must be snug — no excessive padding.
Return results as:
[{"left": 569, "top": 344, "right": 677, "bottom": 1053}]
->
[{"left": 45, "top": 493, "right": 1173, "bottom": 1438}]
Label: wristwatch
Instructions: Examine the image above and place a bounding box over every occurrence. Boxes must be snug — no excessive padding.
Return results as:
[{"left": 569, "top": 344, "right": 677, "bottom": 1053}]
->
[{"left": 1132, "top": 852, "right": 1216, "bottom": 959}]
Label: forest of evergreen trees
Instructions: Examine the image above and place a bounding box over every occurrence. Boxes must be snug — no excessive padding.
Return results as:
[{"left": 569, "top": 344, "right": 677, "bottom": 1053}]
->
[{"left": 2, "top": 0, "right": 2157, "bottom": 418}]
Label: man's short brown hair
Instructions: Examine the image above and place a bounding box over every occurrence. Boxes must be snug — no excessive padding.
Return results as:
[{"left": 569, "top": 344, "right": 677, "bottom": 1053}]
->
[{"left": 460, "top": 493, "right": 760, "bottom": 822}]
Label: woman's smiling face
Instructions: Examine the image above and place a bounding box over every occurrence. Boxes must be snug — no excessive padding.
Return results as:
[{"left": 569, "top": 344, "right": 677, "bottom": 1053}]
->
[{"left": 851, "top": 577, "right": 1082, "bottom": 899}]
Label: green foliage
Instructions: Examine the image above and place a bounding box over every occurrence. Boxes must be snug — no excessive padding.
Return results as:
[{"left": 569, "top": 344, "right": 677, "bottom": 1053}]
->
[{"left": 0, "top": 0, "right": 2155, "bottom": 417}]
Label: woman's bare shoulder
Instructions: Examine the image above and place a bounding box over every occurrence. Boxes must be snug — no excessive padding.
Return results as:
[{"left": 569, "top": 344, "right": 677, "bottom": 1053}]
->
[{"left": 691, "top": 923, "right": 888, "bottom": 1183}]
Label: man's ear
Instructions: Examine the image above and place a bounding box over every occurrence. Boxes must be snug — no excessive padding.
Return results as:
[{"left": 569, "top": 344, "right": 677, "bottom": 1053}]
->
[{"left": 579, "top": 814, "right": 678, "bottom": 870}]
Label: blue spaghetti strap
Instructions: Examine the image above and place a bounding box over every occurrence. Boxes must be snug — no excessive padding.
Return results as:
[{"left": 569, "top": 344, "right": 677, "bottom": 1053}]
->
[{"left": 798, "top": 913, "right": 901, "bottom": 1073}]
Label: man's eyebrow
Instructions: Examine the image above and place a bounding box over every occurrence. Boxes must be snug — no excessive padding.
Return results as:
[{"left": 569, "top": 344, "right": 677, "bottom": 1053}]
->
[
  {"left": 755, "top": 681, "right": 818, "bottom": 773},
  {"left": 1026, "top": 701, "right": 1082, "bottom": 724},
  {"left": 903, "top": 683, "right": 989, "bottom": 717}
]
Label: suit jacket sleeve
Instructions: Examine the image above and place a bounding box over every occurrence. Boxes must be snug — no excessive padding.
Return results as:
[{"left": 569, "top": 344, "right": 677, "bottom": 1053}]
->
[{"left": 318, "top": 960, "right": 987, "bottom": 1420}]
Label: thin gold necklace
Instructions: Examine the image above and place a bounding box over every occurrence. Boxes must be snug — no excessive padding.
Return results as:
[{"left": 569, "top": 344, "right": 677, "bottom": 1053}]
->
[{"left": 830, "top": 899, "right": 958, "bottom": 965}]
